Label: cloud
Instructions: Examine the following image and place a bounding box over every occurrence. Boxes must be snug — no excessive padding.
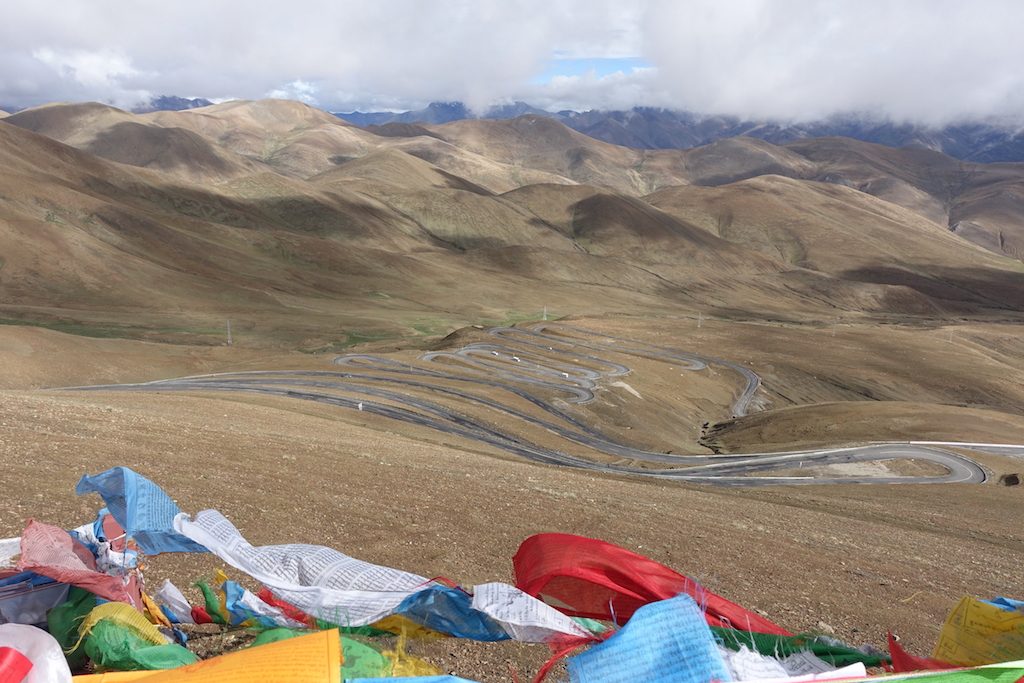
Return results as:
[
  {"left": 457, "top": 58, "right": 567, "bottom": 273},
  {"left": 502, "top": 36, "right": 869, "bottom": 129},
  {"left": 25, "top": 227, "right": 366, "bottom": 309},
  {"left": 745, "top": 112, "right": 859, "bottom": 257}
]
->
[
  {"left": 266, "top": 80, "right": 318, "bottom": 104},
  {"left": 1, "top": 0, "right": 1021, "bottom": 124},
  {"left": 515, "top": 68, "right": 666, "bottom": 112},
  {"left": 641, "top": 0, "right": 1024, "bottom": 125},
  {"left": 31, "top": 47, "right": 151, "bottom": 106}
]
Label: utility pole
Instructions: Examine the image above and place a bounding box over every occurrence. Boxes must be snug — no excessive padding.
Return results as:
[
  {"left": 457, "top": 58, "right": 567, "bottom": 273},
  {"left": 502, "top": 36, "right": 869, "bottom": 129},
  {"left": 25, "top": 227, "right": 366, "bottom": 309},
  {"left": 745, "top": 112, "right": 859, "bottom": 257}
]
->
[{"left": 226, "top": 319, "right": 233, "bottom": 346}]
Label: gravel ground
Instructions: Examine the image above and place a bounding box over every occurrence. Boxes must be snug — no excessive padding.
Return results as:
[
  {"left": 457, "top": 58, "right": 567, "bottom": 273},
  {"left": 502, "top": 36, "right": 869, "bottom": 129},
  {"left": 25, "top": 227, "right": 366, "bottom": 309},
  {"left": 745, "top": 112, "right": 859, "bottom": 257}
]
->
[
  {"left": 2, "top": 317, "right": 1022, "bottom": 681},
  {"left": 1, "top": 388, "right": 1020, "bottom": 681}
]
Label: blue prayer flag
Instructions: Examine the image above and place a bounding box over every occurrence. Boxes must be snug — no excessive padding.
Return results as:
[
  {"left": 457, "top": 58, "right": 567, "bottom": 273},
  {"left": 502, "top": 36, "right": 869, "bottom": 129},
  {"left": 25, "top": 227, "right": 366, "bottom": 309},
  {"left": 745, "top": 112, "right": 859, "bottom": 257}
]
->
[
  {"left": 76, "top": 467, "right": 208, "bottom": 555},
  {"left": 567, "top": 594, "right": 732, "bottom": 683}
]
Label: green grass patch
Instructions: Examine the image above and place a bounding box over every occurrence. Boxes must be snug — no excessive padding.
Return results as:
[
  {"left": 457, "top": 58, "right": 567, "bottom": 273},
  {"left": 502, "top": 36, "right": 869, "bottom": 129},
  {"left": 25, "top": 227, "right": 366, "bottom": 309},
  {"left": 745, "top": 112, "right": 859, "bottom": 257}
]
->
[
  {"left": 299, "top": 331, "right": 399, "bottom": 353},
  {"left": 0, "top": 317, "right": 130, "bottom": 339},
  {"left": 407, "top": 316, "right": 459, "bottom": 337},
  {"left": 341, "top": 331, "right": 394, "bottom": 347},
  {"left": 410, "top": 323, "right": 440, "bottom": 335},
  {"left": 477, "top": 310, "right": 553, "bottom": 327},
  {"left": 0, "top": 317, "right": 226, "bottom": 343}
]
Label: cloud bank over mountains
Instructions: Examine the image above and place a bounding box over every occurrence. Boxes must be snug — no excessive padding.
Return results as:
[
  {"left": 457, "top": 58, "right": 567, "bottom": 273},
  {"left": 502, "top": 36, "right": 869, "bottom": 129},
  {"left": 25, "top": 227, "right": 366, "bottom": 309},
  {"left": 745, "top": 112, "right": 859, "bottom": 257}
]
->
[{"left": 2, "top": 0, "right": 1022, "bottom": 125}]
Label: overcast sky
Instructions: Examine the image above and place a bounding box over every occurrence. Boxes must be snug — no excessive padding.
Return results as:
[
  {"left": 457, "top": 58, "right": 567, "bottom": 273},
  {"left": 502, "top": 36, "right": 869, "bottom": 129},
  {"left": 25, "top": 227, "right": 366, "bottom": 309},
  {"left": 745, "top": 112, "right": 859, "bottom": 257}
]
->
[{"left": 2, "top": 0, "right": 1022, "bottom": 125}]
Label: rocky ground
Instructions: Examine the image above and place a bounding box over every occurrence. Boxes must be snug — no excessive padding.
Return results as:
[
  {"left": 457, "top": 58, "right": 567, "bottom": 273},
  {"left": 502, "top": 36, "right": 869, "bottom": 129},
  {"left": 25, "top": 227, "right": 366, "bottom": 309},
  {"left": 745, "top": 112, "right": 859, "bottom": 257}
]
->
[{"left": 1, "top": 317, "right": 1021, "bottom": 681}]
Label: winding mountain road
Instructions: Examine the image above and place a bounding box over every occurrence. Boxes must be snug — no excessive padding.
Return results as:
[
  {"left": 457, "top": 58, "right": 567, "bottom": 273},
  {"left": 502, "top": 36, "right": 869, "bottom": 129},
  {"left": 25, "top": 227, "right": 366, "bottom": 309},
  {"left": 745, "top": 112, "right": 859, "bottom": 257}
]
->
[{"left": 66, "top": 323, "right": 988, "bottom": 487}]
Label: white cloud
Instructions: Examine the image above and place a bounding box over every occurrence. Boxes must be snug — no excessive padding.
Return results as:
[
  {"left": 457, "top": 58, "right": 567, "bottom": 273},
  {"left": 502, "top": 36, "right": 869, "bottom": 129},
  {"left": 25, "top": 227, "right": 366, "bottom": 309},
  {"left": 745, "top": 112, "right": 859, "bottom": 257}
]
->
[
  {"left": 641, "top": 0, "right": 1024, "bottom": 125},
  {"left": 1, "top": 0, "right": 1022, "bottom": 124},
  {"left": 28, "top": 47, "right": 150, "bottom": 107},
  {"left": 517, "top": 68, "right": 668, "bottom": 112},
  {"left": 267, "top": 79, "right": 319, "bottom": 104}
]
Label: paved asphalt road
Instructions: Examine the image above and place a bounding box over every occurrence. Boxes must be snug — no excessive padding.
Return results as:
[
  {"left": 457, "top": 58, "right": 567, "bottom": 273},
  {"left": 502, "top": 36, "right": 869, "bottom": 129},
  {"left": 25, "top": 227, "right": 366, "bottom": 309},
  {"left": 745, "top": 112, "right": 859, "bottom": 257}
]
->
[{"left": 67, "top": 323, "right": 989, "bottom": 487}]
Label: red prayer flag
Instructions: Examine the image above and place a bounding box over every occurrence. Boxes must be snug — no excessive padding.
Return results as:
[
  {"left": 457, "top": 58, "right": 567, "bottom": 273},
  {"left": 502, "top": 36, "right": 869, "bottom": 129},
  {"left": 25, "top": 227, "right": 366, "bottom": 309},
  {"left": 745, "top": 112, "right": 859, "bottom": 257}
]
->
[
  {"left": 257, "top": 588, "right": 318, "bottom": 627},
  {"left": 0, "top": 646, "right": 33, "bottom": 683},
  {"left": 16, "top": 519, "right": 132, "bottom": 604},
  {"left": 190, "top": 606, "right": 213, "bottom": 624},
  {"left": 514, "top": 533, "right": 790, "bottom": 635},
  {"left": 888, "top": 632, "right": 955, "bottom": 672}
]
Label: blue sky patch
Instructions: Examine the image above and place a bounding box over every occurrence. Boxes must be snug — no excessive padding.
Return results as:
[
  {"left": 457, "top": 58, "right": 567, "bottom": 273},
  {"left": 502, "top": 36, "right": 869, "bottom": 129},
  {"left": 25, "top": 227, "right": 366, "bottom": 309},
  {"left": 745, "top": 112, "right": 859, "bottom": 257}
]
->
[{"left": 531, "top": 57, "right": 652, "bottom": 84}]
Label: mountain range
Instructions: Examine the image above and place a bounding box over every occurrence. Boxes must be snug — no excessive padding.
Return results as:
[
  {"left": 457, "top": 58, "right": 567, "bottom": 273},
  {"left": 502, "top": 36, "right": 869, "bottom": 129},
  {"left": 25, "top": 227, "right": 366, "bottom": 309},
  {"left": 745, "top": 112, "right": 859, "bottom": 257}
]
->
[
  {"left": 1, "top": 98, "right": 1022, "bottom": 349},
  {"left": 132, "top": 95, "right": 214, "bottom": 113},
  {"left": 337, "top": 102, "right": 1024, "bottom": 164}
]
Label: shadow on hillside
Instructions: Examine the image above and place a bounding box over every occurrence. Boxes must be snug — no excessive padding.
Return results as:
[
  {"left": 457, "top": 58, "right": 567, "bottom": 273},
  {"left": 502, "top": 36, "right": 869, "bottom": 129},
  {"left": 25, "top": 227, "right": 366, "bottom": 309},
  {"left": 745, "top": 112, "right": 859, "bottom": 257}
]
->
[{"left": 842, "top": 265, "right": 1024, "bottom": 312}]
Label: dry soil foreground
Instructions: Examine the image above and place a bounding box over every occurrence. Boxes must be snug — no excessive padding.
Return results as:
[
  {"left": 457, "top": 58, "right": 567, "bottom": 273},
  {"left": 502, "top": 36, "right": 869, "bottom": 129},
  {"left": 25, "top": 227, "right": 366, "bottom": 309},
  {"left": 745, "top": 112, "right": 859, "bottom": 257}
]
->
[{"left": 1, "top": 318, "right": 1022, "bottom": 681}]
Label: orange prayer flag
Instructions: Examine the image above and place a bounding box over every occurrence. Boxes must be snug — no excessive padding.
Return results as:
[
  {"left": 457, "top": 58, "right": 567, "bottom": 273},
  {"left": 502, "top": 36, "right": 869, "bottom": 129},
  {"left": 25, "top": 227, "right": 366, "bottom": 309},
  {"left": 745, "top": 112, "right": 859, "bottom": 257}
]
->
[{"left": 73, "top": 629, "right": 342, "bottom": 683}]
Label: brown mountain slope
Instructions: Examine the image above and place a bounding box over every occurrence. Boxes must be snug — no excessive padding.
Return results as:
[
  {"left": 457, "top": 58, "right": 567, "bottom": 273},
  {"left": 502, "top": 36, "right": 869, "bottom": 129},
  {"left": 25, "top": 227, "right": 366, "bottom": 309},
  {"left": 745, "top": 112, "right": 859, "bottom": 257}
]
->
[
  {"left": 366, "top": 187, "right": 576, "bottom": 252},
  {"left": 310, "top": 147, "right": 495, "bottom": 195},
  {"left": 309, "top": 150, "right": 586, "bottom": 251},
  {"left": 432, "top": 119, "right": 829, "bottom": 195},
  {"left": 647, "top": 175, "right": 1024, "bottom": 310},
  {"left": 0, "top": 120, "right": 808, "bottom": 344},
  {"left": 147, "top": 101, "right": 571, "bottom": 188},
  {"left": 494, "top": 183, "right": 606, "bottom": 236},
  {"left": 677, "top": 137, "right": 816, "bottom": 186},
  {"left": 501, "top": 183, "right": 746, "bottom": 263},
  {"left": 85, "top": 122, "right": 267, "bottom": 182},
  {"left": 144, "top": 99, "right": 379, "bottom": 178},
  {"left": 786, "top": 136, "right": 1024, "bottom": 260},
  {"left": 5, "top": 101, "right": 1024, "bottom": 347},
  {"left": 379, "top": 136, "right": 576, "bottom": 193},
  {"left": 5, "top": 102, "right": 266, "bottom": 183},
  {"left": 428, "top": 118, "right": 1024, "bottom": 263},
  {"left": 429, "top": 115, "right": 686, "bottom": 194},
  {"left": 334, "top": 176, "right": 951, "bottom": 321},
  {"left": 648, "top": 175, "right": 964, "bottom": 270},
  {"left": 316, "top": 152, "right": 749, "bottom": 257},
  {"left": 0, "top": 122, "right": 251, "bottom": 314},
  {"left": 5, "top": 102, "right": 136, "bottom": 146},
  {"left": 365, "top": 122, "right": 446, "bottom": 141},
  {"left": 47, "top": 99, "right": 1015, "bottom": 265},
  {"left": 0, "top": 121, "right": 441, "bottom": 313},
  {"left": 34, "top": 99, "right": 1024, "bottom": 252},
  {"left": 491, "top": 183, "right": 950, "bottom": 318},
  {"left": 947, "top": 165, "right": 1024, "bottom": 261},
  {"left": 705, "top": 402, "right": 1024, "bottom": 454},
  {"left": 147, "top": 100, "right": 573, "bottom": 188}
]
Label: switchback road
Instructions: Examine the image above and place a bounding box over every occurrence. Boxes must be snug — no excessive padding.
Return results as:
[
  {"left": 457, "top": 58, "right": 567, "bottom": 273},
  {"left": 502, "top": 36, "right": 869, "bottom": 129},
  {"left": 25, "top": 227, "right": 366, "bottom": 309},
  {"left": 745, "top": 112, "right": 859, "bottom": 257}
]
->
[{"left": 67, "top": 323, "right": 988, "bottom": 486}]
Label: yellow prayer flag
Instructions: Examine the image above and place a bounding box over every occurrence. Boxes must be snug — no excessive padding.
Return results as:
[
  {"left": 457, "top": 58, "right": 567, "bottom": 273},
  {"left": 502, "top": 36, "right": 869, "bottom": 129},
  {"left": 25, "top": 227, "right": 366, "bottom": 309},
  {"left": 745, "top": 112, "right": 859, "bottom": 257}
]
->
[
  {"left": 141, "top": 591, "right": 173, "bottom": 629},
  {"left": 933, "top": 596, "right": 1024, "bottom": 666}
]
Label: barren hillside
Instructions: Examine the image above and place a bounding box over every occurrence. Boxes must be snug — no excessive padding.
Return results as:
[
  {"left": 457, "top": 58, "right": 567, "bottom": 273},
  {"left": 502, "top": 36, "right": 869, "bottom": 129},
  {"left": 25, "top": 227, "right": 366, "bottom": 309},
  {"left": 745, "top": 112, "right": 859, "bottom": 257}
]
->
[
  {"left": 4, "top": 100, "right": 1024, "bottom": 351},
  {"left": 2, "top": 100, "right": 1024, "bottom": 681}
]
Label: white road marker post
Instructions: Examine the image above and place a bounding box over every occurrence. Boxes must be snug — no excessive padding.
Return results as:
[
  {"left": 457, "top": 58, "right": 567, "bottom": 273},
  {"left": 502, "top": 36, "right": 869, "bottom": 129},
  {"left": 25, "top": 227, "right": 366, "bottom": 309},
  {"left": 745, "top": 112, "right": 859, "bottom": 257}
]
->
[{"left": 226, "top": 319, "right": 233, "bottom": 346}]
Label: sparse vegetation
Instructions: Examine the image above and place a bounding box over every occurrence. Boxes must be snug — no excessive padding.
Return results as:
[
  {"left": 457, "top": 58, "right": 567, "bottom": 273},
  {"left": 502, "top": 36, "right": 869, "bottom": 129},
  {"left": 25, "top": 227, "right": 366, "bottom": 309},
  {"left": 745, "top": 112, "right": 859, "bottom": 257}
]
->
[{"left": 0, "top": 98, "right": 1023, "bottom": 681}]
